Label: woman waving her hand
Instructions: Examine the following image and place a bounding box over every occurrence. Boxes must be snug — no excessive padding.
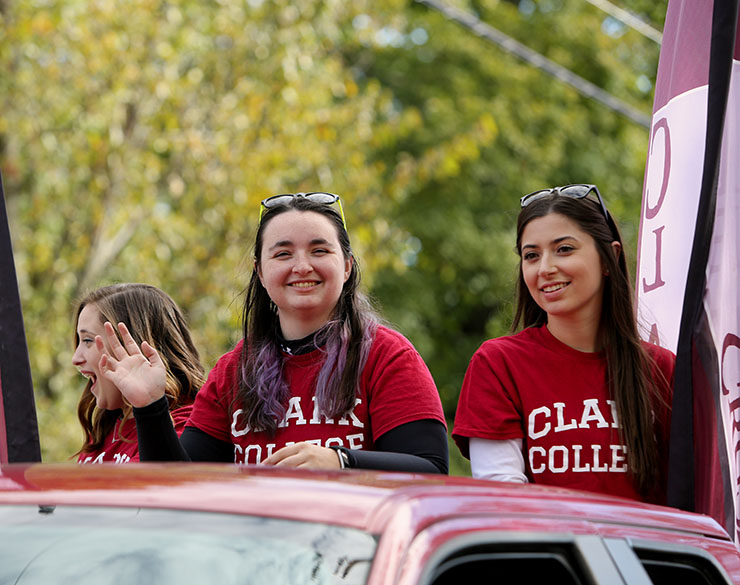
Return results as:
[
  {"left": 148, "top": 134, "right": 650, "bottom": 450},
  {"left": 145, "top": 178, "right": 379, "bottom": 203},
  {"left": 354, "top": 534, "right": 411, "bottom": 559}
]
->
[{"left": 99, "top": 193, "right": 448, "bottom": 473}]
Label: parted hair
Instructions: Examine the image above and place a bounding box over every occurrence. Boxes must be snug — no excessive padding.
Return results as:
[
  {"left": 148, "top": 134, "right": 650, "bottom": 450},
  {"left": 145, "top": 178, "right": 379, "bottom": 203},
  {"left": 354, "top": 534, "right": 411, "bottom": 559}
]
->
[
  {"left": 236, "top": 197, "right": 380, "bottom": 435},
  {"left": 75, "top": 283, "right": 205, "bottom": 455},
  {"left": 512, "top": 193, "right": 664, "bottom": 496}
]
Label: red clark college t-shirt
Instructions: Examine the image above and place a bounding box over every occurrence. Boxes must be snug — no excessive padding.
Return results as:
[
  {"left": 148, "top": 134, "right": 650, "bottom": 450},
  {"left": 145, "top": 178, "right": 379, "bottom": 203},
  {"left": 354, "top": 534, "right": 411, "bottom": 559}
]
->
[
  {"left": 188, "top": 326, "right": 446, "bottom": 465},
  {"left": 453, "top": 325, "right": 674, "bottom": 502}
]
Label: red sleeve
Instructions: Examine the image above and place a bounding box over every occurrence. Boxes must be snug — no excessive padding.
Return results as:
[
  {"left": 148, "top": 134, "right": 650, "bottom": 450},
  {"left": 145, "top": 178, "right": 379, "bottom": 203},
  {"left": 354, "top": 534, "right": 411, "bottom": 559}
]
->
[
  {"left": 639, "top": 342, "right": 675, "bottom": 503},
  {"left": 171, "top": 403, "right": 194, "bottom": 436},
  {"left": 642, "top": 342, "right": 675, "bottom": 428},
  {"left": 644, "top": 342, "right": 676, "bottom": 450},
  {"left": 645, "top": 342, "right": 676, "bottom": 396},
  {"left": 187, "top": 341, "right": 243, "bottom": 444},
  {"left": 452, "top": 339, "right": 525, "bottom": 459},
  {"left": 362, "top": 327, "right": 446, "bottom": 440}
]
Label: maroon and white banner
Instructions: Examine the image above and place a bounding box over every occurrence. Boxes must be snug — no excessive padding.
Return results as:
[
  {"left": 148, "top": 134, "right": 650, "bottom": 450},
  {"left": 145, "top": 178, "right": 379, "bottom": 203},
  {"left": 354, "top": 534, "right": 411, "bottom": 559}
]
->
[
  {"left": 636, "top": 1, "right": 710, "bottom": 350},
  {"left": 636, "top": 0, "right": 740, "bottom": 539}
]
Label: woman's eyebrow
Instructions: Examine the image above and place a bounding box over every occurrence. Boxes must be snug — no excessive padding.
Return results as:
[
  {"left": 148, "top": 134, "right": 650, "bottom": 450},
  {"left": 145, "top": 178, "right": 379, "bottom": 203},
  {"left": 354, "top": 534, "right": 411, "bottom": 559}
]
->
[
  {"left": 551, "top": 235, "right": 578, "bottom": 244},
  {"left": 521, "top": 235, "right": 579, "bottom": 250},
  {"left": 268, "top": 239, "right": 294, "bottom": 250}
]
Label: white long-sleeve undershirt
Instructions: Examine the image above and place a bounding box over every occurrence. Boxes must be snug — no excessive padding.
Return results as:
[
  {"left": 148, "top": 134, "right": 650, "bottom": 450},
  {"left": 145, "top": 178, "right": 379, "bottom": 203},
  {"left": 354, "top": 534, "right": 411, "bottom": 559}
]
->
[{"left": 469, "top": 437, "right": 528, "bottom": 483}]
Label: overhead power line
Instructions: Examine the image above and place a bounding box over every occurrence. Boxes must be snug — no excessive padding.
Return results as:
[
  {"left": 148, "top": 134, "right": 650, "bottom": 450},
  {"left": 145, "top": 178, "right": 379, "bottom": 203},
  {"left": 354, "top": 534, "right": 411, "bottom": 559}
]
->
[
  {"left": 584, "top": 0, "right": 663, "bottom": 45},
  {"left": 415, "top": 0, "right": 652, "bottom": 129}
]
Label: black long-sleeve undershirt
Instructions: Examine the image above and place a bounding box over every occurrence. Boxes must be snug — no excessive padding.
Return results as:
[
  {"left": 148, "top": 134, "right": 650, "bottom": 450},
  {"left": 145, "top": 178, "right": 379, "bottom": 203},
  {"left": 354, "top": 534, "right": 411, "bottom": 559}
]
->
[{"left": 133, "top": 396, "right": 448, "bottom": 473}]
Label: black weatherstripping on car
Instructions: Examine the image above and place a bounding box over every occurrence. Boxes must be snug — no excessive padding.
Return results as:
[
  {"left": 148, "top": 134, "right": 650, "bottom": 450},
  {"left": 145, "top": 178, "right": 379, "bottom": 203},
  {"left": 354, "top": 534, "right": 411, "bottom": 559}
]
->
[{"left": 632, "top": 540, "right": 734, "bottom": 585}]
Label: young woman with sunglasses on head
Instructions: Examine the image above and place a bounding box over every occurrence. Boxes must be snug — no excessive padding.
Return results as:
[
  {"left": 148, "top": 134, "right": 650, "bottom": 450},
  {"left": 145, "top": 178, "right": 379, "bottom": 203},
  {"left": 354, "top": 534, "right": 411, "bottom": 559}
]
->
[
  {"left": 73, "top": 283, "right": 205, "bottom": 463},
  {"left": 96, "top": 193, "right": 448, "bottom": 472},
  {"left": 453, "top": 185, "right": 674, "bottom": 502}
]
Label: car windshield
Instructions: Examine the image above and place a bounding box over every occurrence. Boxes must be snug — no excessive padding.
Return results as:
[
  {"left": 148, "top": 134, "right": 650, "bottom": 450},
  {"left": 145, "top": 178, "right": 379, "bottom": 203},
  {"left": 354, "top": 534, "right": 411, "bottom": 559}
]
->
[{"left": 0, "top": 505, "right": 377, "bottom": 585}]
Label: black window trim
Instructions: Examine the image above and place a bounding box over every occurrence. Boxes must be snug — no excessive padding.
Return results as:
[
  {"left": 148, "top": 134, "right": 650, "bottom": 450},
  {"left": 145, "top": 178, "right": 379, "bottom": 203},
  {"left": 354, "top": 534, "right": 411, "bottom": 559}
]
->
[
  {"left": 414, "top": 530, "right": 629, "bottom": 585},
  {"left": 614, "top": 537, "right": 735, "bottom": 585}
]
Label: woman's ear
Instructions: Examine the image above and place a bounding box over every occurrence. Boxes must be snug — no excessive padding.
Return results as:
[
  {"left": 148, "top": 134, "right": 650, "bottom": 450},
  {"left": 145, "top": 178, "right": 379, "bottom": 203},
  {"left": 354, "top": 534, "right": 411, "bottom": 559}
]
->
[
  {"left": 604, "top": 241, "right": 622, "bottom": 276},
  {"left": 344, "top": 255, "right": 354, "bottom": 283},
  {"left": 255, "top": 260, "right": 264, "bottom": 286}
]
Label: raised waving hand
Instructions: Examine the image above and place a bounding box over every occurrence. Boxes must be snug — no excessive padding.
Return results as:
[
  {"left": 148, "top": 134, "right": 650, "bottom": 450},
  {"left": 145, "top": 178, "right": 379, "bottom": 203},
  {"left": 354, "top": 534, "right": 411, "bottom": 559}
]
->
[{"left": 96, "top": 321, "right": 166, "bottom": 408}]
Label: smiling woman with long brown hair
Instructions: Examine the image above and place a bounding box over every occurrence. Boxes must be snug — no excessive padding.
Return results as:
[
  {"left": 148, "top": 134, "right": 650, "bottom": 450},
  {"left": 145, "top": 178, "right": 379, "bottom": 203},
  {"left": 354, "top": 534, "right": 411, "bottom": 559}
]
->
[{"left": 453, "top": 185, "right": 674, "bottom": 502}]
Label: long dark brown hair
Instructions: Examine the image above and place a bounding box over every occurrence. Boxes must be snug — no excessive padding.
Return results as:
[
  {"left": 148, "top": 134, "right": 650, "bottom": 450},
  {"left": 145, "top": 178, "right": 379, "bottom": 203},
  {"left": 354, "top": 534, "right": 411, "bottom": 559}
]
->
[
  {"left": 74, "top": 283, "right": 205, "bottom": 454},
  {"left": 236, "top": 196, "right": 380, "bottom": 435},
  {"left": 512, "top": 193, "right": 663, "bottom": 496}
]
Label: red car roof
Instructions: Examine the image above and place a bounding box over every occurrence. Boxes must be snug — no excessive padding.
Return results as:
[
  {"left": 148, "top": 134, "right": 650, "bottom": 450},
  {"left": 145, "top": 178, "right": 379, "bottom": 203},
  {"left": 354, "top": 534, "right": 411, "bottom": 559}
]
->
[{"left": 0, "top": 462, "right": 729, "bottom": 543}]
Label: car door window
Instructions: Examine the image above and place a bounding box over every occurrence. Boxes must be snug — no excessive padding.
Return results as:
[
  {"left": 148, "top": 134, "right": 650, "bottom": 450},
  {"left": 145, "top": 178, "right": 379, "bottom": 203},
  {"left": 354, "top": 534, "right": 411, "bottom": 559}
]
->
[
  {"left": 636, "top": 548, "right": 732, "bottom": 585},
  {"left": 430, "top": 551, "right": 583, "bottom": 585}
]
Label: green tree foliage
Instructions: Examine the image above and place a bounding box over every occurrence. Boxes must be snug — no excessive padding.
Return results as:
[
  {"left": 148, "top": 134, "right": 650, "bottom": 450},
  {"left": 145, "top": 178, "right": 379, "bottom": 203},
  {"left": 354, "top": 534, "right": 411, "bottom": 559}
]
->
[
  {"left": 345, "top": 0, "right": 664, "bottom": 404},
  {"left": 0, "top": 0, "right": 667, "bottom": 470}
]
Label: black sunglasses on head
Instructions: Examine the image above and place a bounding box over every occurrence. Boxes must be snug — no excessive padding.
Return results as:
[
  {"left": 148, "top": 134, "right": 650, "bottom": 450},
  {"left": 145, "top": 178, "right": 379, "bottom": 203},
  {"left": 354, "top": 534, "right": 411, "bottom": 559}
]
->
[{"left": 520, "top": 184, "right": 611, "bottom": 225}]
